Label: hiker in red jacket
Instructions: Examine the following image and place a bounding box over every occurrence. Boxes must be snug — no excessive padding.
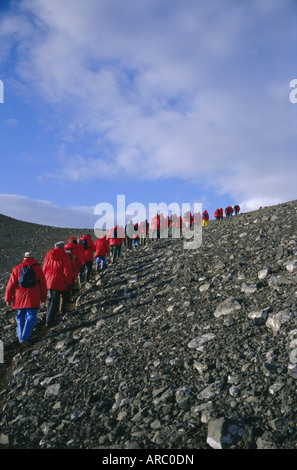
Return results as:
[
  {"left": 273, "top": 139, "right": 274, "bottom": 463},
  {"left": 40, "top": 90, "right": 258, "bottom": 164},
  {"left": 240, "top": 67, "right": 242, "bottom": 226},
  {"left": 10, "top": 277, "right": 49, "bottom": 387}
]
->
[
  {"left": 79, "top": 234, "right": 95, "bottom": 281},
  {"left": 225, "top": 206, "right": 234, "bottom": 218},
  {"left": 68, "top": 237, "right": 84, "bottom": 272},
  {"left": 193, "top": 211, "right": 202, "bottom": 226},
  {"left": 132, "top": 223, "right": 140, "bottom": 248},
  {"left": 107, "top": 225, "right": 125, "bottom": 263},
  {"left": 65, "top": 239, "right": 83, "bottom": 282},
  {"left": 76, "top": 237, "right": 87, "bottom": 285},
  {"left": 139, "top": 219, "right": 149, "bottom": 245},
  {"left": 183, "top": 211, "right": 193, "bottom": 230},
  {"left": 94, "top": 234, "right": 110, "bottom": 270},
  {"left": 214, "top": 208, "right": 223, "bottom": 221},
  {"left": 5, "top": 252, "right": 47, "bottom": 345},
  {"left": 234, "top": 204, "right": 240, "bottom": 215},
  {"left": 43, "top": 241, "right": 73, "bottom": 327},
  {"left": 151, "top": 214, "right": 161, "bottom": 239},
  {"left": 202, "top": 210, "right": 209, "bottom": 227}
]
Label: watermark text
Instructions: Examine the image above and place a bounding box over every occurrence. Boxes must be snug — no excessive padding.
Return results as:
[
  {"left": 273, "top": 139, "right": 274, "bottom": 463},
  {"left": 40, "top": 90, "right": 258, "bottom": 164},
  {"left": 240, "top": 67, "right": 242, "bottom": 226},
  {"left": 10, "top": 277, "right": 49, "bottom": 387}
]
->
[{"left": 94, "top": 195, "right": 202, "bottom": 250}]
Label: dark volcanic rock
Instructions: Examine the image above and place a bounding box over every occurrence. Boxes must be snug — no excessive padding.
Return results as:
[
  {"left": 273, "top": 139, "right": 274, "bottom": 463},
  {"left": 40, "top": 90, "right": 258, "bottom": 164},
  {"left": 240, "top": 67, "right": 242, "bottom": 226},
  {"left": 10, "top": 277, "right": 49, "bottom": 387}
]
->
[{"left": 0, "top": 201, "right": 297, "bottom": 449}]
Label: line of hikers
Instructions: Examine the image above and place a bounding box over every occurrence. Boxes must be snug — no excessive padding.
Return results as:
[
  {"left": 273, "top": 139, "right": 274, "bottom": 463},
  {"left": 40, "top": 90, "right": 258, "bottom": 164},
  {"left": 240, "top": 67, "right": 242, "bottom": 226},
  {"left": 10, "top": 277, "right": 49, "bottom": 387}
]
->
[
  {"left": 214, "top": 205, "right": 240, "bottom": 220},
  {"left": 4, "top": 204, "right": 240, "bottom": 346}
]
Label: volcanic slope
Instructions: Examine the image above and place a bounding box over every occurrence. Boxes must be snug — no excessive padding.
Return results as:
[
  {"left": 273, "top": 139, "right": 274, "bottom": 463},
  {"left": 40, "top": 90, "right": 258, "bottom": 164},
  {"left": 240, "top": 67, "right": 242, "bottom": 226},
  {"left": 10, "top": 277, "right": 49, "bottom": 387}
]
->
[{"left": 0, "top": 201, "right": 297, "bottom": 449}]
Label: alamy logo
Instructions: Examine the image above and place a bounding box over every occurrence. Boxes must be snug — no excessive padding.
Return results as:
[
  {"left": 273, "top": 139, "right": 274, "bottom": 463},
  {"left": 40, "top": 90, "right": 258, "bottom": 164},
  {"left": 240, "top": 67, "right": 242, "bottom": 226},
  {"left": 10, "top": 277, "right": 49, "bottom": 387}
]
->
[
  {"left": 0, "top": 80, "right": 3, "bottom": 103},
  {"left": 94, "top": 195, "right": 203, "bottom": 250}
]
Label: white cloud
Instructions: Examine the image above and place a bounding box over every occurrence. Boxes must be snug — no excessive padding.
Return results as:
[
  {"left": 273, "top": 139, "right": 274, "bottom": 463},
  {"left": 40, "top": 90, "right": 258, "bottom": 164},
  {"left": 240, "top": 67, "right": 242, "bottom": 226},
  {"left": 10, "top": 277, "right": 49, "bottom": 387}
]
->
[
  {"left": 0, "top": 193, "right": 97, "bottom": 228},
  {"left": 1, "top": 0, "right": 296, "bottom": 209}
]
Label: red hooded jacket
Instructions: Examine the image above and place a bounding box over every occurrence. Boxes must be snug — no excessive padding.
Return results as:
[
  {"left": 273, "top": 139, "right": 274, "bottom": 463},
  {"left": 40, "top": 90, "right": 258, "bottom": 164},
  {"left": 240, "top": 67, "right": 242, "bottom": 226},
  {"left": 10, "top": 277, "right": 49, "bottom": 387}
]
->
[
  {"left": 79, "top": 235, "right": 95, "bottom": 262},
  {"left": 64, "top": 242, "right": 83, "bottom": 279},
  {"left": 214, "top": 209, "right": 221, "bottom": 218},
  {"left": 94, "top": 235, "right": 110, "bottom": 257},
  {"left": 43, "top": 247, "right": 73, "bottom": 291},
  {"left": 68, "top": 239, "right": 84, "bottom": 269},
  {"left": 193, "top": 212, "right": 202, "bottom": 224},
  {"left": 5, "top": 257, "right": 47, "bottom": 309},
  {"left": 151, "top": 214, "right": 167, "bottom": 231},
  {"left": 183, "top": 211, "right": 193, "bottom": 225},
  {"left": 69, "top": 237, "right": 85, "bottom": 266},
  {"left": 225, "top": 206, "right": 234, "bottom": 215},
  {"left": 139, "top": 220, "right": 149, "bottom": 235},
  {"left": 107, "top": 226, "right": 125, "bottom": 247}
]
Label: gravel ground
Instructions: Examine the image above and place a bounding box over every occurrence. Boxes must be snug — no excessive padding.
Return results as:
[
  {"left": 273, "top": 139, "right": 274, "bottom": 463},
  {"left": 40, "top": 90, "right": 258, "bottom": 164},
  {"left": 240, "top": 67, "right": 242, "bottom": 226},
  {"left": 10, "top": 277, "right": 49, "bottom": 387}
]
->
[{"left": 0, "top": 201, "right": 297, "bottom": 450}]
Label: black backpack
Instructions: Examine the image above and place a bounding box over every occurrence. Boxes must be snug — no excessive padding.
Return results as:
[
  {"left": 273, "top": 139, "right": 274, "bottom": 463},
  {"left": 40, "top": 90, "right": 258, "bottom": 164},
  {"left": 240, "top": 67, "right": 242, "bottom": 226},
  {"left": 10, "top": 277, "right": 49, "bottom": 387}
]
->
[
  {"left": 19, "top": 265, "right": 36, "bottom": 288},
  {"left": 81, "top": 239, "right": 88, "bottom": 250}
]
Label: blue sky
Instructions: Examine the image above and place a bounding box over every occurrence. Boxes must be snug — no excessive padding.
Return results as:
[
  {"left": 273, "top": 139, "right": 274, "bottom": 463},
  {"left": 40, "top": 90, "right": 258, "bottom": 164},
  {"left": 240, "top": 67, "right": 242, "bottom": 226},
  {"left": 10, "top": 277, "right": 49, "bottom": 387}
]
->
[{"left": 0, "top": 0, "right": 296, "bottom": 229}]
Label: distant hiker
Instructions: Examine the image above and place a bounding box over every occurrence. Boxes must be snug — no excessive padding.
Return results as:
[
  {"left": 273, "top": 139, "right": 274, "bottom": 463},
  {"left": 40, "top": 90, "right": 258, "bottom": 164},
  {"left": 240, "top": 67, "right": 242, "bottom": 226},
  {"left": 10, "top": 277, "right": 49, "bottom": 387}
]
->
[
  {"left": 65, "top": 239, "right": 82, "bottom": 284},
  {"left": 107, "top": 225, "right": 125, "bottom": 263},
  {"left": 67, "top": 238, "right": 84, "bottom": 290},
  {"left": 183, "top": 211, "right": 193, "bottom": 231},
  {"left": 193, "top": 211, "right": 202, "bottom": 226},
  {"left": 225, "top": 206, "right": 234, "bottom": 218},
  {"left": 64, "top": 240, "right": 82, "bottom": 301},
  {"left": 151, "top": 214, "right": 161, "bottom": 239},
  {"left": 160, "top": 213, "right": 168, "bottom": 238},
  {"left": 125, "top": 220, "right": 134, "bottom": 249},
  {"left": 214, "top": 208, "right": 220, "bottom": 220},
  {"left": 234, "top": 204, "right": 240, "bottom": 215},
  {"left": 171, "top": 214, "right": 183, "bottom": 238},
  {"left": 79, "top": 234, "right": 95, "bottom": 281},
  {"left": 94, "top": 234, "right": 110, "bottom": 270},
  {"left": 5, "top": 252, "right": 47, "bottom": 345},
  {"left": 63, "top": 245, "right": 75, "bottom": 309},
  {"left": 43, "top": 242, "right": 73, "bottom": 327},
  {"left": 133, "top": 223, "right": 140, "bottom": 248},
  {"left": 171, "top": 213, "right": 180, "bottom": 238},
  {"left": 139, "top": 219, "right": 149, "bottom": 245},
  {"left": 77, "top": 238, "right": 87, "bottom": 284},
  {"left": 214, "top": 208, "right": 223, "bottom": 221},
  {"left": 202, "top": 210, "right": 209, "bottom": 227}
]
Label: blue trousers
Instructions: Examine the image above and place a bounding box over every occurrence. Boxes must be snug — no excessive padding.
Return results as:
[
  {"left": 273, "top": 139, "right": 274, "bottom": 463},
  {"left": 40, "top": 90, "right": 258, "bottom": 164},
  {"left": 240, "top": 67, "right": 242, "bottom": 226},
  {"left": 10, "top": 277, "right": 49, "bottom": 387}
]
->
[
  {"left": 96, "top": 256, "right": 106, "bottom": 269},
  {"left": 16, "top": 308, "right": 38, "bottom": 343}
]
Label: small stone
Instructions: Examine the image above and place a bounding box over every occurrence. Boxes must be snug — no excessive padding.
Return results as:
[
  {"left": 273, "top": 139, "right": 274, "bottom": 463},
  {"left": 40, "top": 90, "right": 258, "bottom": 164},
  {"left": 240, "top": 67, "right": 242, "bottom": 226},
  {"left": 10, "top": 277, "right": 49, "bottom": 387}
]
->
[
  {"left": 286, "top": 260, "right": 297, "bottom": 273},
  {"left": 269, "top": 383, "right": 283, "bottom": 395},
  {"left": 241, "top": 282, "right": 257, "bottom": 294},
  {"left": 229, "top": 386, "right": 240, "bottom": 397},
  {"left": 44, "top": 384, "right": 61, "bottom": 397},
  {"left": 266, "top": 310, "right": 293, "bottom": 333},
  {"left": 187, "top": 333, "right": 216, "bottom": 349},
  {"left": 214, "top": 297, "right": 241, "bottom": 318},
  {"left": 113, "top": 304, "right": 124, "bottom": 314},
  {"left": 258, "top": 268, "right": 271, "bottom": 279},
  {"left": 199, "top": 283, "right": 210, "bottom": 292},
  {"left": 289, "top": 348, "right": 297, "bottom": 364},
  {"left": 0, "top": 434, "right": 9, "bottom": 445}
]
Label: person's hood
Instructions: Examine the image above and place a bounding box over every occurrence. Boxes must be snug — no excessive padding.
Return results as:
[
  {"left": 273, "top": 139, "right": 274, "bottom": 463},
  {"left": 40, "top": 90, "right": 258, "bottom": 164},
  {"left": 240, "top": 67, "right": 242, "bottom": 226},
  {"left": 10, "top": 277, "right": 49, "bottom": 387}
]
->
[
  {"left": 21, "top": 257, "right": 40, "bottom": 267},
  {"left": 48, "top": 247, "right": 65, "bottom": 261}
]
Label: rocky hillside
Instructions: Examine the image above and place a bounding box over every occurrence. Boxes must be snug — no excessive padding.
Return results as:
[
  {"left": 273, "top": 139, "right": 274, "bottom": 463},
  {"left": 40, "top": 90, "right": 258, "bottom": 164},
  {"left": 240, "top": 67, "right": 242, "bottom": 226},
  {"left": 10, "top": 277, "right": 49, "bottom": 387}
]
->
[{"left": 0, "top": 201, "right": 297, "bottom": 450}]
